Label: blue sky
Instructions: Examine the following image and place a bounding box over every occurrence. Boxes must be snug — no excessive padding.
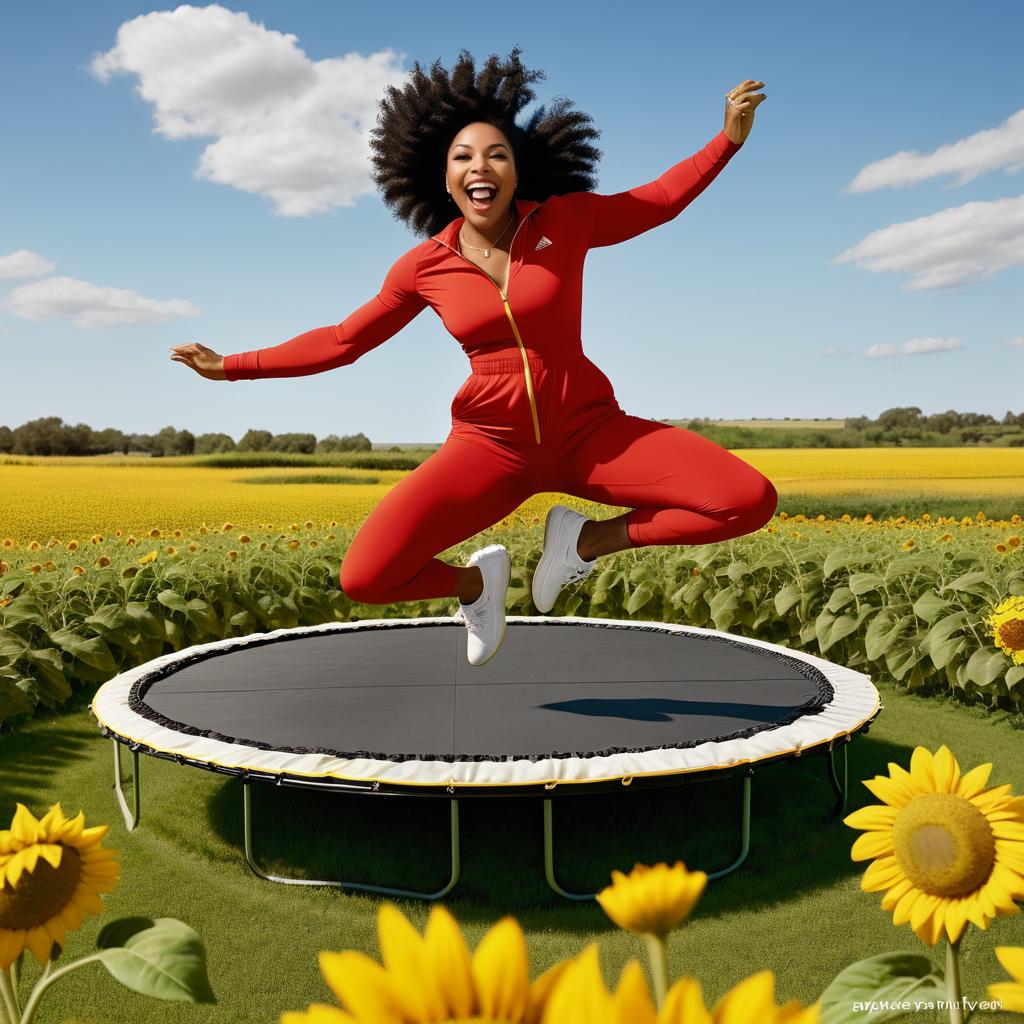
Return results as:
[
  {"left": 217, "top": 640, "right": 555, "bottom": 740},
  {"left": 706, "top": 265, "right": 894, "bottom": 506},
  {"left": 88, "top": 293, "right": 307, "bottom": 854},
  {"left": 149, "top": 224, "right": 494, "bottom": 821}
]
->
[{"left": 1, "top": 0, "right": 1022, "bottom": 444}]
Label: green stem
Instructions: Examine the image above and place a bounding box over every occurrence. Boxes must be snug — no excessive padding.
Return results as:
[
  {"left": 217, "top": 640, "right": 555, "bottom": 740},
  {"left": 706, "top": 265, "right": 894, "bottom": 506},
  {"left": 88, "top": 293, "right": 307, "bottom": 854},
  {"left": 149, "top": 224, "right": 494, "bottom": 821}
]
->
[
  {"left": 6, "top": 963, "right": 20, "bottom": 1020},
  {"left": 19, "top": 953, "right": 105, "bottom": 1024},
  {"left": 643, "top": 934, "right": 669, "bottom": 1009},
  {"left": 0, "top": 967, "right": 18, "bottom": 1024},
  {"left": 946, "top": 937, "right": 964, "bottom": 1024}
]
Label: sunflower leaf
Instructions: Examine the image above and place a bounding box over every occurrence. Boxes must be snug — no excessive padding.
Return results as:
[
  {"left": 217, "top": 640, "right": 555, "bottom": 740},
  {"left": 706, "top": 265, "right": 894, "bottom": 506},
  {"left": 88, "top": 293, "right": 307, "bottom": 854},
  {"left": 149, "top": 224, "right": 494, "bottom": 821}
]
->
[
  {"left": 819, "top": 951, "right": 944, "bottom": 1024},
  {"left": 96, "top": 917, "right": 216, "bottom": 1004}
]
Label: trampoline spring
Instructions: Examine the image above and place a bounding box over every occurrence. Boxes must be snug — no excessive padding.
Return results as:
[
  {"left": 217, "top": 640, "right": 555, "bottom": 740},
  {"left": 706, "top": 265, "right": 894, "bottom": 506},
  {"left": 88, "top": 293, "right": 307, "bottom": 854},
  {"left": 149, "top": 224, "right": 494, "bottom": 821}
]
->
[{"left": 129, "top": 742, "right": 141, "bottom": 752}]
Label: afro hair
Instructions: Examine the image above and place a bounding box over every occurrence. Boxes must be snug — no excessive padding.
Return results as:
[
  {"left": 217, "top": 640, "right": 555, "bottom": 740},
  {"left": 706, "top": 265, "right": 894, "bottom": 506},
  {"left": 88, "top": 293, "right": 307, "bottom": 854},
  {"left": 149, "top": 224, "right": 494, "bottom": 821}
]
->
[{"left": 369, "top": 48, "right": 602, "bottom": 237}]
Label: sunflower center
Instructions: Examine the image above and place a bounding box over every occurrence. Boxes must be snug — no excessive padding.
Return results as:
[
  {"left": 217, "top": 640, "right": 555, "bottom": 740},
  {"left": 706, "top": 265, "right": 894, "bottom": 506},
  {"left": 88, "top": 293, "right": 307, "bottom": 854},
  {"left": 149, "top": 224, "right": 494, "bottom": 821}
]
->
[
  {"left": 997, "top": 618, "right": 1024, "bottom": 652},
  {"left": 892, "top": 793, "right": 994, "bottom": 897},
  {"left": 0, "top": 846, "right": 81, "bottom": 930}
]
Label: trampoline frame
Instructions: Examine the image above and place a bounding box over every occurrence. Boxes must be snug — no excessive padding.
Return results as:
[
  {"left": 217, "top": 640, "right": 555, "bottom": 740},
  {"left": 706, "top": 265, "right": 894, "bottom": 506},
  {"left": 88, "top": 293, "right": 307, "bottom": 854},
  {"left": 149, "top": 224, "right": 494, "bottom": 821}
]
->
[
  {"left": 109, "top": 723, "right": 854, "bottom": 902},
  {"left": 99, "top": 615, "right": 876, "bottom": 901}
]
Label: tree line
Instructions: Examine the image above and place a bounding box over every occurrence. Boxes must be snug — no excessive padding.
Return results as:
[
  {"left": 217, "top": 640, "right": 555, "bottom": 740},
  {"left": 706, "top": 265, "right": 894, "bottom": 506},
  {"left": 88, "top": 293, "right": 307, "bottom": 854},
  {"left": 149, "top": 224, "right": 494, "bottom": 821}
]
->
[
  {"left": 675, "top": 406, "right": 1024, "bottom": 449},
  {"left": 0, "top": 418, "right": 371, "bottom": 456}
]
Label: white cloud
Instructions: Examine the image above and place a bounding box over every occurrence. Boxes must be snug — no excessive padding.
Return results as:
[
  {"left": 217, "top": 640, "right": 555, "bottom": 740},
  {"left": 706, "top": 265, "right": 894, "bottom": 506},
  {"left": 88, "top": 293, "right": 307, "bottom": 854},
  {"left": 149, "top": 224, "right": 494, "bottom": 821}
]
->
[
  {"left": 846, "top": 109, "right": 1024, "bottom": 193},
  {"left": 0, "top": 250, "right": 56, "bottom": 280},
  {"left": 832, "top": 194, "right": 1024, "bottom": 290},
  {"left": 90, "top": 5, "right": 407, "bottom": 217},
  {"left": 5, "top": 276, "right": 199, "bottom": 328},
  {"left": 865, "top": 338, "right": 962, "bottom": 359},
  {"left": 1007, "top": 336, "right": 1024, "bottom": 348}
]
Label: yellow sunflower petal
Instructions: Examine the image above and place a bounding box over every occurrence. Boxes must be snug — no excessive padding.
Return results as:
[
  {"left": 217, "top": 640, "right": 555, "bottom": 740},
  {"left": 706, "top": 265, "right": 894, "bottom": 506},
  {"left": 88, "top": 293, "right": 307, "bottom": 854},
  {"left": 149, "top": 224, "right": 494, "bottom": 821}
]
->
[
  {"left": 712, "top": 970, "right": 776, "bottom": 1024},
  {"left": 10, "top": 804, "right": 43, "bottom": 845},
  {"left": 0, "top": 929, "right": 25, "bottom": 971},
  {"left": 931, "top": 746, "right": 961, "bottom": 794},
  {"left": 956, "top": 762, "right": 993, "bottom": 799},
  {"left": 880, "top": 878, "right": 915, "bottom": 913},
  {"left": 892, "top": 886, "right": 922, "bottom": 926},
  {"left": 987, "top": 981, "right": 1024, "bottom": 1014},
  {"left": 995, "top": 947, "right": 1024, "bottom": 983},
  {"left": 38, "top": 804, "right": 68, "bottom": 833},
  {"left": 991, "top": 822, "right": 1024, "bottom": 841},
  {"left": 862, "top": 776, "right": 911, "bottom": 809},
  {"left": 542, "top": 945, "right": 614, "bottom": 1024},
  {"left": 318, "top": 951, "right": 402, "bottom": 1024},
  {"left": 943, "top": 899, "right": 970, "bottom": 944},
  {"left": 610, "top": 960, "right": 657, "bottom": 1024},
  {"left": 659, "top": 976, "right": 712, "bottom": 1024},
  {"left": 472, "top": 916, "right": 529, "bottom": 1022},
  {"left": 526, "top": 959, "right": 574, "bottom": 1024},
  {"left": 843, "top": 804, "right": 898, "bottom": 831},
  {"left": 861, "top": 856, "right": 904, "bottom": 892},
  {"left": 909, "top": 748, "right": 936, "bottom": 792},
  {"left": 910, "top": 893, "right": 942, "bottom": 935},
  {"left": 24, "top": 924, "right": 55, "bottom": 965},
  {"left": 376, "top": 903, "right": 446, "bottom": 1020},
  {"left": 423, "top": 904, "right": 475, "bottom": 1020},
  {"left": 850, "top": 831, "right": 895, "bottom": 862}
]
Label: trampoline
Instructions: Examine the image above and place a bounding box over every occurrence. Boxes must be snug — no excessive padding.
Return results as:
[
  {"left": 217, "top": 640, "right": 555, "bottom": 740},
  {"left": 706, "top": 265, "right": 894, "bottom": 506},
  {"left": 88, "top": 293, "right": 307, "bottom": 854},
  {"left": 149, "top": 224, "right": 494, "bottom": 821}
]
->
[{"left": 91, "top": 617, "right": 881, "bottom": 901}]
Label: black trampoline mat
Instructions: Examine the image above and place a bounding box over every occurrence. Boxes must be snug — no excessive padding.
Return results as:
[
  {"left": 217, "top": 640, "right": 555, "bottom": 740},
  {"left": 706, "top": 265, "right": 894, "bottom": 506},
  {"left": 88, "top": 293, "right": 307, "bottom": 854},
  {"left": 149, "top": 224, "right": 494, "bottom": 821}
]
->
[{"left": 135, "top": 622, "right": 830, "bottom": 760}]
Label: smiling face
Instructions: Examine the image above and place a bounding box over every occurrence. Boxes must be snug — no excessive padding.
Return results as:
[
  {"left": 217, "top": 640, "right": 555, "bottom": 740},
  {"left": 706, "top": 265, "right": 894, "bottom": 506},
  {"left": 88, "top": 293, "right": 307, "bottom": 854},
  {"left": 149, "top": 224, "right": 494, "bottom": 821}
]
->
[{"left": 445, "top": 122, "right": 517, "bottom": 234}]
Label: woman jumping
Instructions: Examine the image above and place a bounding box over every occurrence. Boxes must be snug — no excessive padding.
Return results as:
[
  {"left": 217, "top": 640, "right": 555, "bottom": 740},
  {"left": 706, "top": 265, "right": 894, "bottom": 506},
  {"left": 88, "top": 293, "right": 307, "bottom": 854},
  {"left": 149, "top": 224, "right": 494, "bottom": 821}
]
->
[{"left": 171, "top": 50, "right": 774, "bottom": 667}]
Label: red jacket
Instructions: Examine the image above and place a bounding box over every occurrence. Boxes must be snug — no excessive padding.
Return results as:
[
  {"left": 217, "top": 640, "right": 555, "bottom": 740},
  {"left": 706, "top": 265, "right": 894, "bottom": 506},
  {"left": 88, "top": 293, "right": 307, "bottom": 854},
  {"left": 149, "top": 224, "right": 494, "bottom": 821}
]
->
[{"left": 224, "top": 130, "right": 743, "bottom": 443}]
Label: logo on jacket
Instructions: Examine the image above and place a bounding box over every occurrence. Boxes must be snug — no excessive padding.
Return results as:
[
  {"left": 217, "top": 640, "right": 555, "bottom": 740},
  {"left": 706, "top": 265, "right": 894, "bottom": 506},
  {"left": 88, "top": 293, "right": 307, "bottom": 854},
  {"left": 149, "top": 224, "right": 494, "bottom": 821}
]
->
[{"left": 535, "top": 236, "right": 552, "bottom": 251}]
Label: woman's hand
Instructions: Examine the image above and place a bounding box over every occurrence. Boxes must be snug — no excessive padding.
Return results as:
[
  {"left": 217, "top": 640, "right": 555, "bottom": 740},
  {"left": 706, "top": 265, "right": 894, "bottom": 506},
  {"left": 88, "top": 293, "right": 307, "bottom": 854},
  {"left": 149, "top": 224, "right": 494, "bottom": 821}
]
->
[
  {"left": 724, "top": 80, "right": 766, "bottom": 145},
  {"left": 169, "top": 343, "right": 227, "bottom": 380}
]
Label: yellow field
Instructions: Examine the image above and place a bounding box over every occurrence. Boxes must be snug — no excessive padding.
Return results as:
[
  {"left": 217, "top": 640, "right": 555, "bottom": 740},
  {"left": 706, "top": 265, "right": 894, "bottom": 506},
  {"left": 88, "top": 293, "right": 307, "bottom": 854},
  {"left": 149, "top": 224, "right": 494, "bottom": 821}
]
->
[{"left": 2, "top": 448, "right": 1023, "bottom": 543}]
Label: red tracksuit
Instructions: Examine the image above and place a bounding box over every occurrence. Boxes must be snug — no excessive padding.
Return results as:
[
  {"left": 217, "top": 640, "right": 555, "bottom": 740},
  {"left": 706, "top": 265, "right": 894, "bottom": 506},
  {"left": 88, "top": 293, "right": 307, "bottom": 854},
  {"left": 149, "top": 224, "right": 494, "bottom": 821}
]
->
[{"left": 224, "top": 129, "right": 777, "bottom": 603}]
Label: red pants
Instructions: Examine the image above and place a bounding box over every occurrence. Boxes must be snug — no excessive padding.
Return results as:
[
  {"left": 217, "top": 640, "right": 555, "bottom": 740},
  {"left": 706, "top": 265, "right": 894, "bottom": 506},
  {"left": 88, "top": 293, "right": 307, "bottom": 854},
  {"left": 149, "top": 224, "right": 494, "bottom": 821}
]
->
[{"left": 340, "top": 359, "right": 777, "bottom": 604}]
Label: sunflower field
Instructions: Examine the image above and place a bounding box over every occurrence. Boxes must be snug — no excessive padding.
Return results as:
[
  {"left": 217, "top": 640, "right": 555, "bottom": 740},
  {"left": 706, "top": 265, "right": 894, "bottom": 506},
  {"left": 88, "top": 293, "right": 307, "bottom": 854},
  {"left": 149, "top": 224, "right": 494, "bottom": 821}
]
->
[{"left": 1, "top": 511, "right": 1023, "bottom": 726}]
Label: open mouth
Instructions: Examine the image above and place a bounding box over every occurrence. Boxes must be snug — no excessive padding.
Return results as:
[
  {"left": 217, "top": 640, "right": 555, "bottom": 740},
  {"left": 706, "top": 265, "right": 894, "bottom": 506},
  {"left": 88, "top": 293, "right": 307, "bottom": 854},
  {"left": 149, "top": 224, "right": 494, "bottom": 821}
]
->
[{"left": 466, "top": 183, "right": 498, "bottom": 211}]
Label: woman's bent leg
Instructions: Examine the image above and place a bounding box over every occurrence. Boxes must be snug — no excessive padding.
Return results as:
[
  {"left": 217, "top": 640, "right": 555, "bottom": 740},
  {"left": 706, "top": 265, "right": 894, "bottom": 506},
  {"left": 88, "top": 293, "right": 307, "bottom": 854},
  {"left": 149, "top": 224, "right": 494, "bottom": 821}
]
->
[
  {"left": 560, "top": 414, "right": 777, "bottom": 547},
  {"left": 339, "top": 435, "right": 532, "bottom": 604}
]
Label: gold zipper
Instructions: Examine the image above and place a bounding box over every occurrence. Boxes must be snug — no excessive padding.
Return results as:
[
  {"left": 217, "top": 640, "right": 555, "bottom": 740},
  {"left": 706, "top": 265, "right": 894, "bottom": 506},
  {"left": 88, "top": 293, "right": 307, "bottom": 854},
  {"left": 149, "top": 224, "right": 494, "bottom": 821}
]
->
[{"left": 440, "top": 211, "right": 542, "bottom": 444}]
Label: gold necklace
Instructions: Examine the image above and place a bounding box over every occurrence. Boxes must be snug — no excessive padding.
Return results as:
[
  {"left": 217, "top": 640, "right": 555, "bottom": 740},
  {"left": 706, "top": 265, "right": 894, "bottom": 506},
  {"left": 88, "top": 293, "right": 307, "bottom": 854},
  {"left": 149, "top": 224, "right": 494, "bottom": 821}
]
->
[{"left": 459, "top": 214, "right": 516, "bottom": 258}]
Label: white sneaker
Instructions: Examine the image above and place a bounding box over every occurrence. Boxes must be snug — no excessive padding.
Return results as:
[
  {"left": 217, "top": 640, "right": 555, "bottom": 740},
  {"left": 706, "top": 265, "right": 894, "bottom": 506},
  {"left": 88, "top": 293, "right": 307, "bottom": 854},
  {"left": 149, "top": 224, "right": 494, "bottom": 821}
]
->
[
  {"left": 532, "top": 505, "right": 597, "bottom": 613},
  {"left": 455, "top": 544, "right": 511, "bottom": 666}
]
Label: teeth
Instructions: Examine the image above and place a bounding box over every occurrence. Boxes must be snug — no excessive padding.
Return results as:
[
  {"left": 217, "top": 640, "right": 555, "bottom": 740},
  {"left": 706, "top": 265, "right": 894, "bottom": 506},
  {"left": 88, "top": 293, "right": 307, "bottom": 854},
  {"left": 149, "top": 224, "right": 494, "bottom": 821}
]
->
[{"left": 468, "top": 185, "right": 496, "bottom": 197}]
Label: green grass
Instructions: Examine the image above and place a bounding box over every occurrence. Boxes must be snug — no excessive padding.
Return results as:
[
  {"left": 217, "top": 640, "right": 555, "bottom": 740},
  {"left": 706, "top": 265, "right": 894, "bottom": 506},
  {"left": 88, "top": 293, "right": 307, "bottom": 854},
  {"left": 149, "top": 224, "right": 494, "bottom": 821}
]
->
[
  {"left": 3, "top": 679, "right": 1024, "bottom": 1024},
  {"left": 776, "top": 492, "right": 1023, "bottom": 521},
  {"left": 237, "top": 474, "right": 381, "bottom": 485}
]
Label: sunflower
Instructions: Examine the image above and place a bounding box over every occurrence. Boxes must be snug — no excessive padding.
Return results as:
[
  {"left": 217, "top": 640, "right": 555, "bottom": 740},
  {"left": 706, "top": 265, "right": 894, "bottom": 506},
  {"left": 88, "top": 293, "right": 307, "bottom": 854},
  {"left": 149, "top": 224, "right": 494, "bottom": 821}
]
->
[
  {"left": 844, "top": 745, "right": 1024, "bottom": 945},
  {"left": 988, "top": 946, "right": 1024, "bottom": 1013},
  {"left": 0, "top": 803, "right": 120, "bottom": 968},
  {"left": 543, "top": 945, "right": 819, "bottom": 1023},
  {"left": 281, "top": 902, "right": 569, "bottom": 1024},
  {"left": 597, "top": 862, "right": 706, "bottom": 940},
  {"left": 988, "top": 597, "right": 1024, "bottom": 666}
]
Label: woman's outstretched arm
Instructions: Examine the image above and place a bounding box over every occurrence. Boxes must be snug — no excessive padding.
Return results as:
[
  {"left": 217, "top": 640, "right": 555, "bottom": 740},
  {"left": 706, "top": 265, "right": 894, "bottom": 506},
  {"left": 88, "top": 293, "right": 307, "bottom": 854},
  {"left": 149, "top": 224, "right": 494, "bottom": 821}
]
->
[
  {"left": 170, "top": 244, "right": 428, "bottom": 381},
  {"left": 581, "top": 79, "right": 766, "bottom": 249}
]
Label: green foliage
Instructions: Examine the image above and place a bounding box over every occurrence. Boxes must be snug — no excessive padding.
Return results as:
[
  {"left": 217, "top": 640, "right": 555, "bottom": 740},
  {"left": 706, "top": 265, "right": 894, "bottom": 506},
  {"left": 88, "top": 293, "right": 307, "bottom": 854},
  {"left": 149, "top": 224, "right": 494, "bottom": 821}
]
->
[
  {"left": 96, "top": 918, "right": 216, "bottom": 1004},
  {"left": 819, "top": 952, "right": 945, "bottom": 1023},
  {"left": 3, "top": 521, "right": 1024, "bottom": 728}
]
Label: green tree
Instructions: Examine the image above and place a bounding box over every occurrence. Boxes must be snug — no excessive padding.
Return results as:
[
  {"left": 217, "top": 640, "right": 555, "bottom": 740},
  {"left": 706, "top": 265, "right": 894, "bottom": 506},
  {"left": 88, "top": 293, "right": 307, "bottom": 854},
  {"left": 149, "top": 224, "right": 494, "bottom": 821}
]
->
[
  {"left": 195, "top": 432, "right": 236, "bottom": 454},
  {"left": 238, "top": 429, "right": 273, "bottom": 451}
]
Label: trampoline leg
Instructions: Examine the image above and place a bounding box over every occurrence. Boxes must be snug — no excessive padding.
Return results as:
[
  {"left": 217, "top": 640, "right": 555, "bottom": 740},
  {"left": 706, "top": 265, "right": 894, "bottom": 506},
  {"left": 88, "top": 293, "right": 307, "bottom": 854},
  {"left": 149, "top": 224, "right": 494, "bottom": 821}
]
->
[
  {"left": 544, "top": 799, "right": 596, "bottom": 901},
  {"left": 113, "top": 741, "right": 140, "bottom": 831},
  {"left": 704, "top": 773, "right": 752, "bottom": 882},
  {"left": 827, "top": 742, "right": 849, "bottom": 819},
  {"left": 242, "top": 783, "right": 461, "bottom": 901},
  {"left": 543, "top": 773, "right": 754, "bottom": 900}
]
